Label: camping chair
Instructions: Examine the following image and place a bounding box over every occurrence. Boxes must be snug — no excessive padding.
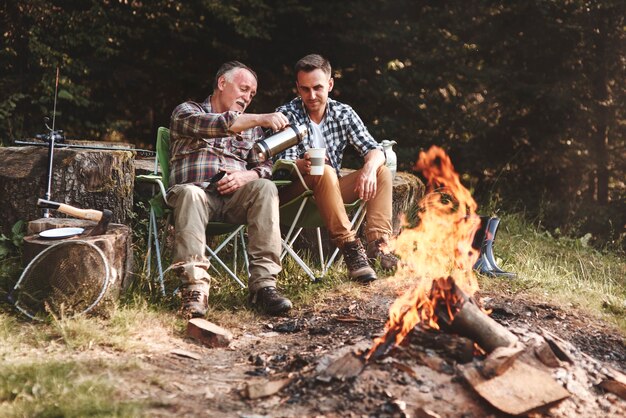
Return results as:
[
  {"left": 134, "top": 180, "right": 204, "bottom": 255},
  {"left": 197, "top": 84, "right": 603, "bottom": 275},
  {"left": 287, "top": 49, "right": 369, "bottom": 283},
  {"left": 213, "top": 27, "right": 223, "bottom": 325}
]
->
[
  {"left": 136, "top": 127, "right": 248, "bottom": 295},
  {"left": 273, "top": 159, "right": 366, "bottom": 282}
]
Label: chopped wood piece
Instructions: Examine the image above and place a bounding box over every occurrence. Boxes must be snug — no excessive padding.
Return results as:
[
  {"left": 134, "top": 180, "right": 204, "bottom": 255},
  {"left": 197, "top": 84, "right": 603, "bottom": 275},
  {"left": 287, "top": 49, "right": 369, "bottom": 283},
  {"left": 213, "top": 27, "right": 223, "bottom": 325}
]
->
[
  {"left": 186, "top": 318, "right": 233, "bottom": 348},
  {"left": 243, "top": 378, "right": 292, "bottom": 399},
  {"left": 599, "top": 367, "right": 626, "bottom": 400},
  {"left": 318, "top": 352, "right": 365, "bottom": 381},
  {"left": 481, "top": 343, "right": 525, "bottom": 378},
  {"left": 540, "top": 328, "right": 575, "bottom": 364},
  {"left": 534, "top": 339, "right": 564, "bottom": 368},
  {"left": 170, "top": 349, "right": 201, "bottom": 360},
  {"left": 461, "top": 361, "right": 570, "bottom": 416}
]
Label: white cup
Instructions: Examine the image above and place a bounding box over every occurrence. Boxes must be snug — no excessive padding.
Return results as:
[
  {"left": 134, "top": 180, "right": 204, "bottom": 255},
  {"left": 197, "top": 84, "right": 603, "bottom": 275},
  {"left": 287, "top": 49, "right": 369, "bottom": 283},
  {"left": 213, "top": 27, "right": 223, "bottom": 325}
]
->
[{"left": 308, "top": 148, "right": 326, "bottom": 176}]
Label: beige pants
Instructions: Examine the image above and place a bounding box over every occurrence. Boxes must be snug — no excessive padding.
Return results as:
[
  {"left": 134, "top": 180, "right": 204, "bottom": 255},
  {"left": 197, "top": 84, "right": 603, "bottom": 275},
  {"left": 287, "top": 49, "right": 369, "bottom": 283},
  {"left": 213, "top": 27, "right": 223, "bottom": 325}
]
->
[
  {"left": 279, "top": 164, "right": 393, "bottom": 246},
  {"left": 167, "top": 179, "right": 281, "bottom": 293}
]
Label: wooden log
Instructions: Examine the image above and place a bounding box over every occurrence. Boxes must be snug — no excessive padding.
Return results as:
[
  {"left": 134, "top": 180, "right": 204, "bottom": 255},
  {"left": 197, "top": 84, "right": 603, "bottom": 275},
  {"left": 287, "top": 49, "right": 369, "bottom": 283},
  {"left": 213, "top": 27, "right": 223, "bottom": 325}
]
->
[
  {"left": 449, "top": 301, "right": 519, "bottom": 353},
  {"left": 23, "top": 218, "right": 133, "bottom": 303},
  {"left": 0, "top": 146, "right": 135, "bottom": 235}
]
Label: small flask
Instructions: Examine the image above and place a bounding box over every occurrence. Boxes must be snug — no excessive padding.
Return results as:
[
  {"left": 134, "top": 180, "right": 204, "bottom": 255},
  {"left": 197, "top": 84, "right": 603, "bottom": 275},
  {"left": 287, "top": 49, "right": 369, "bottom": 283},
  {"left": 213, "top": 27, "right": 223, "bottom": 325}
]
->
[{"left": 381, "top": 139, "right": 398, "bottom": 180}]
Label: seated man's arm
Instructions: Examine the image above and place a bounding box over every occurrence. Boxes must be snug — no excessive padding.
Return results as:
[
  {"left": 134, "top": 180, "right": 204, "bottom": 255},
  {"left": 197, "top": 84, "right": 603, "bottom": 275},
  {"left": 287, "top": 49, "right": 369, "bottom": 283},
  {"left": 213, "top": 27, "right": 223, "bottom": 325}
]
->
[
  {"left": 344, "top": 107, "right": 385, "bottom": 201},
  {"left": 171, "top": 102, "right": 289, "bottom": 138}
]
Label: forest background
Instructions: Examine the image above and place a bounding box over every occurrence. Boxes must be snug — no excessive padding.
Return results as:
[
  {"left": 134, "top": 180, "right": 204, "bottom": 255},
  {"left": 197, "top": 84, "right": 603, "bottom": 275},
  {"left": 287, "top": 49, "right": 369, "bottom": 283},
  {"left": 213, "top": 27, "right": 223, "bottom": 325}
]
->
[{"left": 1, "top": 0, "right": 624, "bottom": 249}]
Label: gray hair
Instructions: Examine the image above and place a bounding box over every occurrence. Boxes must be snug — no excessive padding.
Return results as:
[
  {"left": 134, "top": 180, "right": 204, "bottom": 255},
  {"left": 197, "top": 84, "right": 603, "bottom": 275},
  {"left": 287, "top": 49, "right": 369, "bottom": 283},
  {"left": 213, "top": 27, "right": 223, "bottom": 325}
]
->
[{"left": 213, "top": 61, "right": 257, "bottom": 90}]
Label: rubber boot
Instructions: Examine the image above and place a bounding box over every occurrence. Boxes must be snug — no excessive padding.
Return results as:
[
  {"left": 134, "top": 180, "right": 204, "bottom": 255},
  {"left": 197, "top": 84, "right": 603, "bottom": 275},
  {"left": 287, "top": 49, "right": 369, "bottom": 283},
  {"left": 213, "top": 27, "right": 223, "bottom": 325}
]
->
[{"left": 473, "top": 217, "right": 516, "bottom": 279}]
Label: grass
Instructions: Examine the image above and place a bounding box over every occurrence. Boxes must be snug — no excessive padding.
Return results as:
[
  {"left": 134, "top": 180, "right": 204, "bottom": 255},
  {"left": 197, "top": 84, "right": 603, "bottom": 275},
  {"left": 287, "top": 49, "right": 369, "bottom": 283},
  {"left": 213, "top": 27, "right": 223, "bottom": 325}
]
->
[
  {"left": 0, "top": 210, "right": 624, "bottom": 415},
  {"left": 0, "top": 359, "right": 141, "bottom": 417},
  {"left": 478, "top": 212, "right": 626, "bottom": 331}
]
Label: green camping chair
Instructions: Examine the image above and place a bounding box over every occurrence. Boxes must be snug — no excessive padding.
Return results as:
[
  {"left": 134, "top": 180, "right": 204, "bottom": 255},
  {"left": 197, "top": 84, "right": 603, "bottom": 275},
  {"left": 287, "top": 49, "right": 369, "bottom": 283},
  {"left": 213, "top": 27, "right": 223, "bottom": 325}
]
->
[
  {"left": 273, "top": 159, "right": 366, "bottom": 282},
  {"left": 136, "top": 127, "right": 248, "bottom": 294}
]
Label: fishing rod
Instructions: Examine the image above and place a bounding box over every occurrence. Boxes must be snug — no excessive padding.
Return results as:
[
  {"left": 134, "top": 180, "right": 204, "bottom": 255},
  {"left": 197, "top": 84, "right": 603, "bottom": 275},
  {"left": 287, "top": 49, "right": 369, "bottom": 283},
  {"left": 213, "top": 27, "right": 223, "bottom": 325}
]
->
[
  {"left": 13, "top": 140, "right": 156, "bottom": 157},
  {"left": 42, "top": 67, "right": 61, "bottom": 218}
]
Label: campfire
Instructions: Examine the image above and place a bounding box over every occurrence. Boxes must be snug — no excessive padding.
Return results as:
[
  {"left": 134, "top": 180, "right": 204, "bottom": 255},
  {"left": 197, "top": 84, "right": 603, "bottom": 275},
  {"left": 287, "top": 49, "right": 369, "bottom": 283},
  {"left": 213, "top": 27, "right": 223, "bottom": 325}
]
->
[
  {"left": 316, "top": 146, "right": 626, "bottom": 416},
  {"left": 367, "top": 145, "right": 501, "bottom": 361}
]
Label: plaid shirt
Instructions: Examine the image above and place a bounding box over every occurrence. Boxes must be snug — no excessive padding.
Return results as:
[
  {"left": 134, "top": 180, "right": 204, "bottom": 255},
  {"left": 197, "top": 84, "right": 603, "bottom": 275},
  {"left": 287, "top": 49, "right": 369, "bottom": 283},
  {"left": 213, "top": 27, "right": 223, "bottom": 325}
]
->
[
  {"left": 276, "top": 97, "right": 382, "bottom": 175},
  {"left": 169, "top": 96, "right": 272, "bottom": 187}
]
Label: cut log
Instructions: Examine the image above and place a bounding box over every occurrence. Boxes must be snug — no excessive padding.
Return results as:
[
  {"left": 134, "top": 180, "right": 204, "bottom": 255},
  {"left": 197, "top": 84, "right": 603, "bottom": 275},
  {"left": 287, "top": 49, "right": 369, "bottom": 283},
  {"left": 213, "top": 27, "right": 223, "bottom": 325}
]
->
[
  {"left": 449, "top": 300, "right": 519, "bottom": 353},
  {"left": 461, "top": 361, "right": 570, "bottom": 415},
  {"left": 186, "top": 318, "right": 233, "bottom": 348},
  {"left": 0, "top": 146, "right": 135, "bottom": 235},
  {"left": 23, "top": 218, "right": 132, "bottom": 309}
]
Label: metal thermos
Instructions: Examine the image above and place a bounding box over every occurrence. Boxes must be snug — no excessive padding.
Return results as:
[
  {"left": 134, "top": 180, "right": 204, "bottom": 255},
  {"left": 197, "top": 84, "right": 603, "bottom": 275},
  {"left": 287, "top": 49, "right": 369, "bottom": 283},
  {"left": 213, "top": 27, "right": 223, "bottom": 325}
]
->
[{"left": 254, "top": 124, "right": 308, "bottom": 161}]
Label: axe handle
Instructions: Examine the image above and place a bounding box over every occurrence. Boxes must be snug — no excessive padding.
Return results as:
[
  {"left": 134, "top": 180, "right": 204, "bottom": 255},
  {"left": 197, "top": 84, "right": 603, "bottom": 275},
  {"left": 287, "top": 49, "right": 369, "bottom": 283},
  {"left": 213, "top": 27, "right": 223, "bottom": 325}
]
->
[{"left": 37, "top": 198, "right": 103, "bottom": 221}]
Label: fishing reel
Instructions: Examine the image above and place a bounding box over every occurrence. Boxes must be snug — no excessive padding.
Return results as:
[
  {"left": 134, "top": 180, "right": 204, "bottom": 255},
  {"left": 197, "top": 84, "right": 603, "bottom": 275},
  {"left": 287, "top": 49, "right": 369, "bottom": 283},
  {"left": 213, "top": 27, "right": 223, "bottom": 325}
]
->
[{"left": 35, "top": 117, "right": 65, "bottom": 143}]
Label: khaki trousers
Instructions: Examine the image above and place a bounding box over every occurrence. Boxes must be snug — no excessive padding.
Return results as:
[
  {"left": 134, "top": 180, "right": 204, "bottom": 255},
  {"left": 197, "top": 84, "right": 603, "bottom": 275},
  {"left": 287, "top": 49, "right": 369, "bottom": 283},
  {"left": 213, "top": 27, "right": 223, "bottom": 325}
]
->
[
  {"left": 167, "top": 179, "right": 281, "bottom": 293},
  {"left": 278, "top": 165, "right": 393, "bottom": 246}
]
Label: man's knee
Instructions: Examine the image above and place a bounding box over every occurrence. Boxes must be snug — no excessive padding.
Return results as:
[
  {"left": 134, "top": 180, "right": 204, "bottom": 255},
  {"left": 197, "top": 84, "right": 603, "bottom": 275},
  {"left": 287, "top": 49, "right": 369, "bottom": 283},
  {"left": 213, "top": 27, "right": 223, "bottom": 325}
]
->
[
  {"left": 169, "top": 184, "right": 207, "bottom": 208},
  {"left": 310, "top": 165, "right": 339, "bottom": 188},
  {"left": 247, "top": 178, "right": 278, "bottom": 197}
]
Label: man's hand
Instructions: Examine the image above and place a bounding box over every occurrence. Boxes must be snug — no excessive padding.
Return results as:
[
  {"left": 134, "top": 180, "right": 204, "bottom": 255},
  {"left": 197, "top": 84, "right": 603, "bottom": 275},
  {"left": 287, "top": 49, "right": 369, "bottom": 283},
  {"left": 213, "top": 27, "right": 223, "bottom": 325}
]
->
[
  {"left": 230, "top": 112, "right": 289, "bottom": 133},
  {"left": 355, "top": 149, "right": 386, "bottom": 201},
  {"left": 216, "top": 170, "right": 259, "bottom": 195},
  {"left": 355, "top": 165, "right": 378, "bottom": 201},
  {"left": 296, "top": 153, "right": 312, "bottom": 175}
]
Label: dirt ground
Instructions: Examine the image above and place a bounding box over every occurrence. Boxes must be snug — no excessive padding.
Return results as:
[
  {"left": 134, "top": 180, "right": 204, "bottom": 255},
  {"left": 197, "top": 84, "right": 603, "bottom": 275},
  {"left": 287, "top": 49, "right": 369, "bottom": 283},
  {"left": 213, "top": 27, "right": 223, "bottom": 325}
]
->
[{"left": 85, "top": 277, "right": 626, "bottom": 418}]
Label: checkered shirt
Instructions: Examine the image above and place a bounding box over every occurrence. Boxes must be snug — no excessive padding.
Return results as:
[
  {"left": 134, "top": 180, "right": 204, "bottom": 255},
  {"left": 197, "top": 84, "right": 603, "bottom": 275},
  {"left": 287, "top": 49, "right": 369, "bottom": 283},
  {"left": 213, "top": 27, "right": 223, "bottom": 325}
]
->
[
  {"left": 169, "top": 97, "right": 272, "bottom": 187},
  {"left": 275, "top": 97, "right": 382, "bottom": 175}
]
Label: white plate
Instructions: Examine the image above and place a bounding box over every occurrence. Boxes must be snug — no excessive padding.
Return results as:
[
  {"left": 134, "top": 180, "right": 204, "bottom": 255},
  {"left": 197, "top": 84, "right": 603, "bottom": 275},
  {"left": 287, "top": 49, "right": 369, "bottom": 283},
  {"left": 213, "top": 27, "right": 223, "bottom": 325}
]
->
[{"left": 39, "top": 227, "right": 85, "bottom": 239}]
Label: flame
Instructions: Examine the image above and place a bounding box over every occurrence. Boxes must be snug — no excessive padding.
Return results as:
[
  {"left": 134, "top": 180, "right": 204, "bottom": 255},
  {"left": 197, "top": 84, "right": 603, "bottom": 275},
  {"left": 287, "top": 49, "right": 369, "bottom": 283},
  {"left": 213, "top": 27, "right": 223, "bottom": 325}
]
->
[{"left": 366, "top": 146, "right": 482, "bottom": 360}]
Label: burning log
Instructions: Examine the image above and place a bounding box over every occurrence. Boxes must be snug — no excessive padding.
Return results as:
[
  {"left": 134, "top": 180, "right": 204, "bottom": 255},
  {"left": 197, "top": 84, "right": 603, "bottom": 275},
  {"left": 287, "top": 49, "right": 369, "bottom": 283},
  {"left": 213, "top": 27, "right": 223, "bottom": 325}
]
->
[{"left": 445, "top": 299, "right": 519, "bottom": 353}]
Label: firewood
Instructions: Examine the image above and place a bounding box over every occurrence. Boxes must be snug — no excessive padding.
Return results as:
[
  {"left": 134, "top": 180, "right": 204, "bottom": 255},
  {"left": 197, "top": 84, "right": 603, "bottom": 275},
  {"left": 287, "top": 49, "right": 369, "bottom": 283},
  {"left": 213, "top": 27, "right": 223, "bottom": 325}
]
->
[
  {"left": 449, "top": 300, "right": 519, "bottom": 353},
  {"left": 186, "top": 318, "right": 233, "bottom": 348},
  {"left": 481, "top": 343, "right": 525, "bottom": 378},
  {"left": 243, "top": 378, "right": 292, "bottom": 399},
  {"left": 317, "top": 352, "right": 365, "bottom": 381},
  {"left": 599, "top": 367, "right": 626, "bottom": 401},
  {"left": 461, "top": 360, "right": 570, "bottom": 415}
]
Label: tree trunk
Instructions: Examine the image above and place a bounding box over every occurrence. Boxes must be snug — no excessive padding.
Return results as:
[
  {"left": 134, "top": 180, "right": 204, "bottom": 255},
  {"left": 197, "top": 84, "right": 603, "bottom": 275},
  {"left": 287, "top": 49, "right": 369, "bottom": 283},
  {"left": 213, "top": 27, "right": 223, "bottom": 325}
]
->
[
  {"left": 591, "top": 10, "right": 611, "bottom": 205},
  {"left": 0, "top": 146, "right": 135, "bottom": 235}
]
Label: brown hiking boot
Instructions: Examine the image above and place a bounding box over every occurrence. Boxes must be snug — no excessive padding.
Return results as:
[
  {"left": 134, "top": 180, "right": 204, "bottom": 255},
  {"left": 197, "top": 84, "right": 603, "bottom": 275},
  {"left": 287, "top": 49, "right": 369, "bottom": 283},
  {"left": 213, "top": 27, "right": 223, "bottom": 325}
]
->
[
  {"left": 181, "top": 284, "right": 209, "bottom": 318},
  {"left": 366, "top": 238, "right": 399, "bottom": 271},
  {"left": 341, "top": 239, "right": 377, "bottom": 283},
  {"left": 249, "top": 286, "right": 293, "bottom": 316}
]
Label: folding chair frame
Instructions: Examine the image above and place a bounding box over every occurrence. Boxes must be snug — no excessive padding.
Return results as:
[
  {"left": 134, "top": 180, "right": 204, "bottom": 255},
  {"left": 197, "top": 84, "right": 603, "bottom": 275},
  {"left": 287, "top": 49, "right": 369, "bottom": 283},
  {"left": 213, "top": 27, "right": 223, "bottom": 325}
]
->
[
  {"left": 274, "top": 160, "right": 366, "bottom": 282},
  {"left": 137, "top": 127, "right": 249, "bottom": 295}
]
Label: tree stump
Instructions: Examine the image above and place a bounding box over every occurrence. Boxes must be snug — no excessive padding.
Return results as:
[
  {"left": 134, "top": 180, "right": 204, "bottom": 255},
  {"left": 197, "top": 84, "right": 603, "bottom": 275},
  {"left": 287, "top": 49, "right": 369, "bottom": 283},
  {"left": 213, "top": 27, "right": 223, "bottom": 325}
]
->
[
  {"left": 23, "top": 218, "right": 134, "bottom": 312},
  {"left": 0, "top": 146, "right": 135, "bottom": 235}
]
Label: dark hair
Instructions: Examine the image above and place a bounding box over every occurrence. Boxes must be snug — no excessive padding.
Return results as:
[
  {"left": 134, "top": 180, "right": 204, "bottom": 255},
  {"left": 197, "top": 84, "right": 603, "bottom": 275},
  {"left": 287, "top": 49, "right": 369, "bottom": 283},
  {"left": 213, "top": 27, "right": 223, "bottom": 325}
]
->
[
  {"left": 213, "top": 61, "right": 257, "bottom": 89},
  {"left": 294, "top": 54, "right": 332, "bottom": 78}
]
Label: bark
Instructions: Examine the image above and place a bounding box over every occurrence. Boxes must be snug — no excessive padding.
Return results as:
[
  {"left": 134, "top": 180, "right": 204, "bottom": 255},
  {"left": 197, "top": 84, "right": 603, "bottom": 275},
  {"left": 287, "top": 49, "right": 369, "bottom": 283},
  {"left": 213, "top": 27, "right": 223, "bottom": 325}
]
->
[
  {"left": 23, "top": 218, "right": 133, "bottom": 314},
  {"left": 0, "top": 146, "right": 135, "bottom": 235}
]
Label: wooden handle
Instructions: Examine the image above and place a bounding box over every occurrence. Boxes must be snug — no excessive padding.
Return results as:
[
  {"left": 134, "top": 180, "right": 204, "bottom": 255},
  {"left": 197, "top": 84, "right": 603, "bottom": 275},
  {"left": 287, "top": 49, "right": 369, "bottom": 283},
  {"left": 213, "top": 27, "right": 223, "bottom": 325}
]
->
[{"left": 37, "top": 198, "right": 102, "bottom": 221}]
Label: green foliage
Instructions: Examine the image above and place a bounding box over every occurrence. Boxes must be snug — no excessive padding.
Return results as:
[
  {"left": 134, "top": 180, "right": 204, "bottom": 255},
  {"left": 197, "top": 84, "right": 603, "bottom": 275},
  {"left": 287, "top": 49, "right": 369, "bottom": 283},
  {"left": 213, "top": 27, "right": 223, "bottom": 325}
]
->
[
  {"left": 0, "top": 221, "right": 25, "bottom": 260},
  {"left": 2, "top": 0, "right": 624, "bottom": 242}
]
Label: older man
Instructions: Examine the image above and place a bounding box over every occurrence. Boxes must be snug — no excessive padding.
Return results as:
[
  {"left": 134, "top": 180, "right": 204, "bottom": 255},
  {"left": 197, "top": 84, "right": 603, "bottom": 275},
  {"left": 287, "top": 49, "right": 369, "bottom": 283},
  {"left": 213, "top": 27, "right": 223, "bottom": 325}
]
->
[{"left": 168, "top": 61, "right": 292, "bottom": 317}]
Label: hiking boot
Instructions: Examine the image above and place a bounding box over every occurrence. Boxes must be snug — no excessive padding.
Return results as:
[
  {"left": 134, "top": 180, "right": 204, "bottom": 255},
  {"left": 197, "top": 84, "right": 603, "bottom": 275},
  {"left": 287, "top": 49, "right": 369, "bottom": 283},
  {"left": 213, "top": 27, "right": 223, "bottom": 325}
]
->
[
  {"left": 249, "top": 286, "right": 293, "bottom": 316},
  {"left": 366, "top": 238, "right": 399, "bottom": 271},
  {"left": 181, "top": 284, "right": 209, "bottom": 318},
  {"left": 341, "top": 239, "right": 377, "bottom": 283}
]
